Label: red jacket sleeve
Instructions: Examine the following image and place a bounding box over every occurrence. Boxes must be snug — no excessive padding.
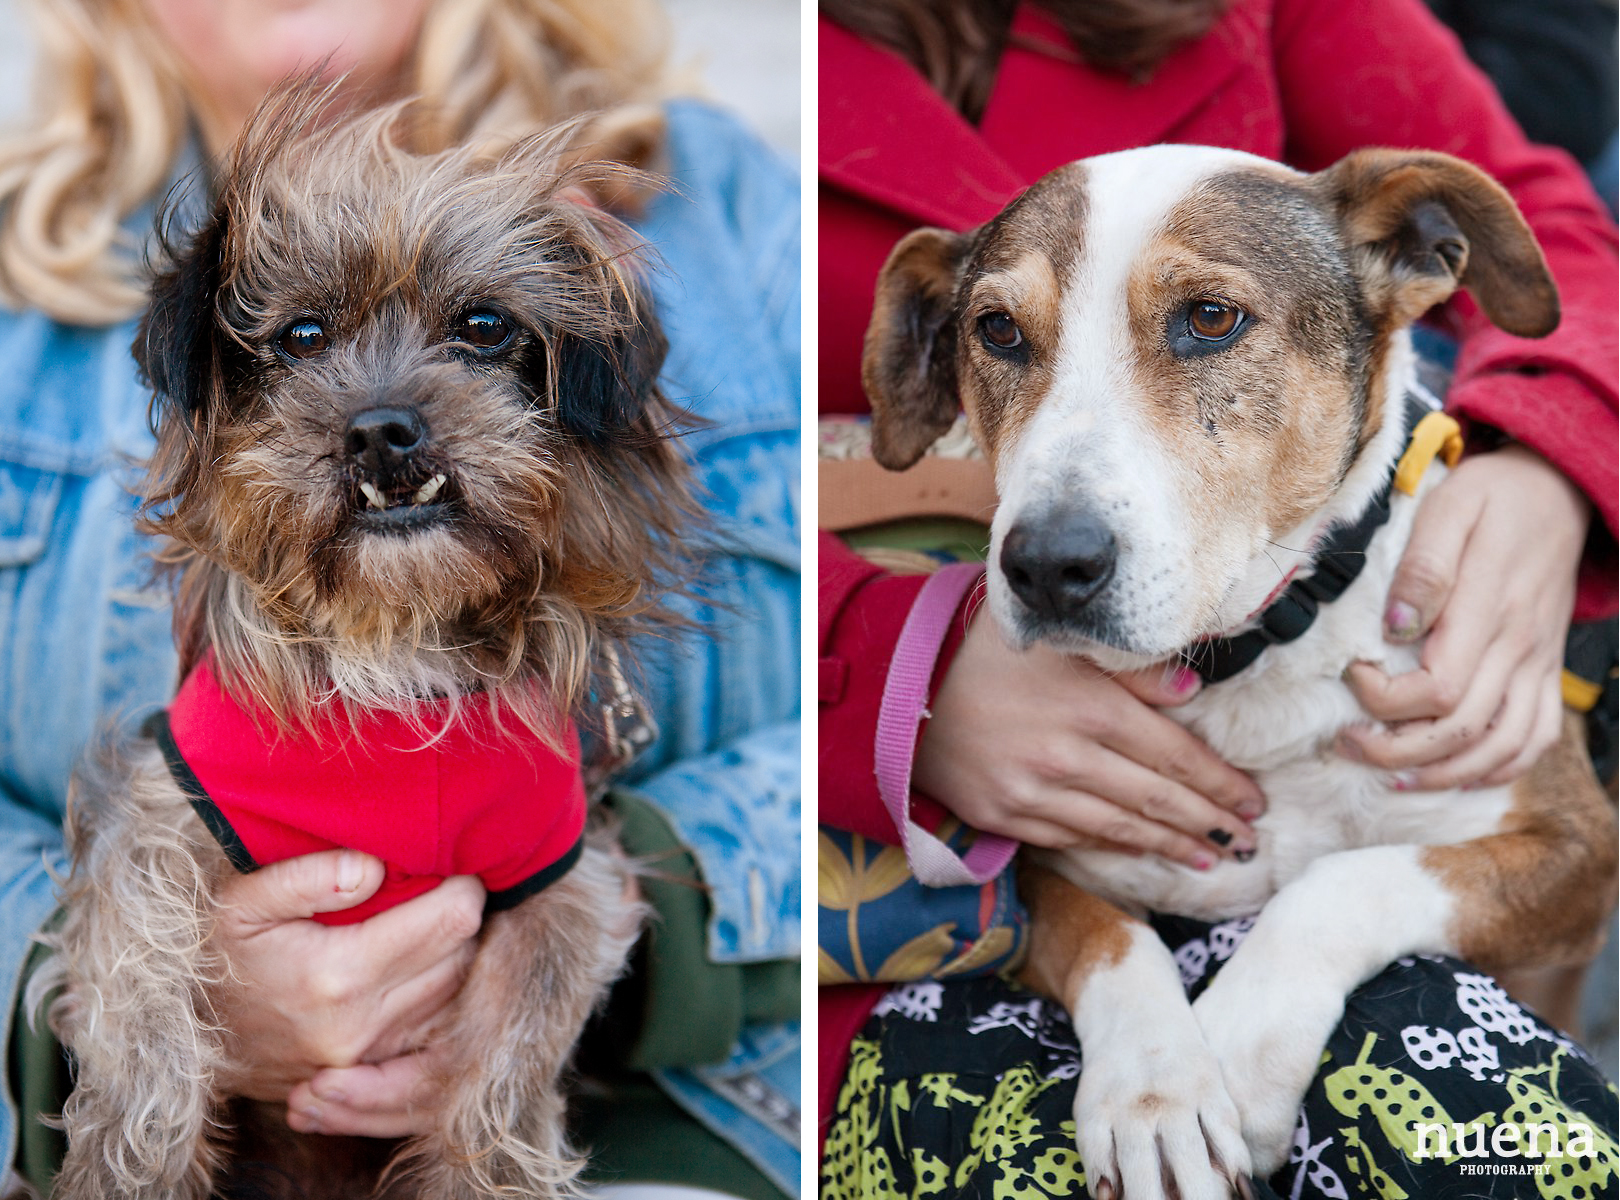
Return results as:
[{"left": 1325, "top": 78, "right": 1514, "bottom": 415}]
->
[
  {"left": 819, "top": 530, "right": 981, "bottom": 843},
  {"left": 1273, "top": 0, "right": 1618, "bottom": 616},
  {"left": 817, "top": 531, "right": 980, "bottom": 1148}
]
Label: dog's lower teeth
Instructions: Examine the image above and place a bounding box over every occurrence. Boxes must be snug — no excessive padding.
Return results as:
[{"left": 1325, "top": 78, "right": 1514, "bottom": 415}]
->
[
  {"left": 360, "top": 482, "right": 387, "bottom": 510},
  {"left": 413, "top": 474, "right": 446, "bottom": 505}
]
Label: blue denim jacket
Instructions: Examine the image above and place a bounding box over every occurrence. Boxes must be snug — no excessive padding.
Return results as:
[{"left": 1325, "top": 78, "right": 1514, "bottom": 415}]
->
[{"left": 0, "top": 99, "right": 800, "bottom": 1190}]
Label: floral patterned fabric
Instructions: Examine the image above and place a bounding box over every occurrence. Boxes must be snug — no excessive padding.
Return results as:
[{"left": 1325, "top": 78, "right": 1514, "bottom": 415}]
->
[
  {"left": 818, "top": 823, "right": 1028, "bottom": 986},
  {"left": 822, "top": 915, "right": 1619, "bottom": 1200}
]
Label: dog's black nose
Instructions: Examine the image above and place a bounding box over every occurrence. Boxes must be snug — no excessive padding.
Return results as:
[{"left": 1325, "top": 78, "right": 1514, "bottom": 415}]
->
[
  {"left": 1000, "top": 512, "right": 1117, "bottom": 621},
  {"left": 345, "top": 406, "right": 426, "bottom": 472}
]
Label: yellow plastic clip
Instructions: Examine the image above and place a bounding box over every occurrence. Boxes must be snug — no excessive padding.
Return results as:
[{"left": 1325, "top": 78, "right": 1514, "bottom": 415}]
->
[
  {"left": 1393, "top": 411, "right": 1464, "bottom": 497},
  {"left": 1561, "top": 668, "right": 1605, "bottom": 714}
]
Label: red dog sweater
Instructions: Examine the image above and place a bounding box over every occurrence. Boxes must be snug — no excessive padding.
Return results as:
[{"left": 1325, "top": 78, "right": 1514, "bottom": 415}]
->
[{"left": 144, "top": 656, "right": 587, "bottom": 925}]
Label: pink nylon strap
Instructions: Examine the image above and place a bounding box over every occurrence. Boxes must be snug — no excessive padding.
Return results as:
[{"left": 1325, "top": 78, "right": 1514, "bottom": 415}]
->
[{"left": 873, "top": 563, "right": 1020, "bottom": 887}]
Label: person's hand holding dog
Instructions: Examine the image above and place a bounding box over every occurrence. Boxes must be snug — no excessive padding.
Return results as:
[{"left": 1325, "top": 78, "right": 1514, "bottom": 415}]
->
[
  {"left": 1339, "top": 443, "right": 1591, "bottom": 789},
  {"left": 208, "top": 850, "right": 484, "bottom": 1136},
  {"left": 915, "top": 441, "right": 1586, "bottom": 860},
  {"left": 914, "top": 614, "right": 1266, "bottom": 868}
]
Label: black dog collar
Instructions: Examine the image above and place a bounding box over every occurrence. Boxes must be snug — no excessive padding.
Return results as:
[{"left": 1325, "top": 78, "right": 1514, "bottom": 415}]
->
[{"left": 1180, "top": 391, "right": 1438, "bottom": 686}]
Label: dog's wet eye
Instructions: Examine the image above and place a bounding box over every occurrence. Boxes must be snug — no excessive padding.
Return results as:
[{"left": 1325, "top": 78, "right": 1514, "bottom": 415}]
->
[
  {"left": 453, "top": 310, "right": 515, "bottom": 351},
  {"left": 1188, "top": 301, "right": 1243, "bottom": 341},
  {"left": 1169, "top": 299, "right": 1249, "bottom": 358},
  {"left": 979, "top": 312, "right": 1024, "bottom": 353},
  {"left": 278, "top": 320, "right": 329, "bottom": 359}
]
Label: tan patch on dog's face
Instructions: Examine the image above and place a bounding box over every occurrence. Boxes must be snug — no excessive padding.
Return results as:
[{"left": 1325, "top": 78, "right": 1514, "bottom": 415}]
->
[
  {"left": 959, "top": 250, "right": 1065, "bottom": 466},
  {"left": 975, "top": 149, "right": 1409, "bottom": 659},
  {"left": 870, "top": 144, "right": 1555, "bottom": 663},
  {"left": 1127, "top": 168, "right": 1372, "bottom": 546},
  {"left": 953, "top": 163, "right": 1088, "bottom": 469}
]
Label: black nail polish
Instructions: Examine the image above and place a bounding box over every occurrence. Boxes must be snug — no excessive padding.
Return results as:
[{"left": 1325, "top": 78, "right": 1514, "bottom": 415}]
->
[
  {"left": 1207, "top": 828, "right": 1233, "bottom": 847},
  {"left": 1235, "top": 848, "right": 1255, "bottom": 863}
]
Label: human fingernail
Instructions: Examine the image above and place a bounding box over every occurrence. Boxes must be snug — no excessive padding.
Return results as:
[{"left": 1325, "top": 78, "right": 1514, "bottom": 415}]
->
[
  {"left": 1192, "top": 853, "right": 1214, "bottom": 871},
  {"left": 1238, "top": 801, "right": 1265, "bottom": 821},
  {"left": 1234, "top": 848, "right": 1255, "bottom": 864},
  {"left": 1336, "top": 736, "right": 1364, "bottom": 763},
  {"left": 313, "top": 1083, "right": 346, "bottom": 1104},
  {"left": 1207, "top": 828, "right": 1233, "bottom": 847},
  {"left": 1385, "top": 601, "right": 1421, "bottom": 641},
  {"left": 337, "top": 852, "right": 363, "bottom": 893},
  {"left": 1167, "top": 665, "right": 1202, "bottom": 696},
  {"left": 1391, "top": 771, "right": 1417, "bottom": 792}
]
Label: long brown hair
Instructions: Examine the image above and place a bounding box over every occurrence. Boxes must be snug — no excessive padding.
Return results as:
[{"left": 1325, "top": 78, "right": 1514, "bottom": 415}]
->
[{"left": 822, "top": 0, "right": 1230, "bottom": 122}]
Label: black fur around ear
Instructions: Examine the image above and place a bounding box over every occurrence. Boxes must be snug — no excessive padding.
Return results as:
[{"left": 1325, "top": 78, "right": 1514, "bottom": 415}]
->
[
  {"left": 548, "top": 291, "right": 670, "bottom": 445},
  {"left": 133, "top": 205, "right": 231, "bottom": 426}
]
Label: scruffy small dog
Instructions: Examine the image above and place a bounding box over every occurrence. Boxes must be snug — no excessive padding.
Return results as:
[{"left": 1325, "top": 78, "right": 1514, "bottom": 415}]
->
[{"left": 41, "top": 89, "right": 694, "bottom": 1200}]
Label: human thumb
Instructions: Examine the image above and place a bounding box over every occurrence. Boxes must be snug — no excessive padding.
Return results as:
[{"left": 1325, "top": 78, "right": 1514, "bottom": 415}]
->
[
  {"left": 1115, "top": 661, "right": 1204, "bottom": 707},
  {"left": 219, "top": 850, "right": 386, "bottom": 928},
  {"left": 1384, "top": 491, "right": 1469, "bottom": 644}
]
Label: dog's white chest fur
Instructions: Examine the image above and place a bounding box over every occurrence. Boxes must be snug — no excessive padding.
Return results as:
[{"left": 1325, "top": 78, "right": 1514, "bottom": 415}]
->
[{"left": 1042, "top": 472, "right": 1514, "bottom": 920}]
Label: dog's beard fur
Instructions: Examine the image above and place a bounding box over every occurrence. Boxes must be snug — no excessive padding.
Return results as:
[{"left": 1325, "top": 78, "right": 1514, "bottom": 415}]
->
[
  {"left": 138, "top": 87, "right": 698, "bottom": 733},
  {"left": 45, "top": 84, "right": 695, "bottom": 1200}
]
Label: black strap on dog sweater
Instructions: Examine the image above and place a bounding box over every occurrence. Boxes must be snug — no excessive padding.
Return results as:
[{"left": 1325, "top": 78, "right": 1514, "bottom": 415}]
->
[
  {"left": 1180, "top": 392, "right": 1433, "bottom": 686},
  {"left": 143, "top": 709, "right": 261, "bottom": 874}
]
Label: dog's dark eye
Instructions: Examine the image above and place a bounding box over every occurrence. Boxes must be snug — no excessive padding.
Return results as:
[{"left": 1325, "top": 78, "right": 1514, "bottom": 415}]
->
[
  {"left": 1188, "top": 300, "right": 1244, "bottom": 341},
  {"left": 452, "top": 310, "right": 515, "bottom": 351},
  {"left": 278, "top": 320, "right": 329, "bottom": 359},
  {"left": 1169, "top": 299, "right": 1249, "bottom": 358},
  {"left": 979, "top": 312, "right": 1024, "bottom": 352}
]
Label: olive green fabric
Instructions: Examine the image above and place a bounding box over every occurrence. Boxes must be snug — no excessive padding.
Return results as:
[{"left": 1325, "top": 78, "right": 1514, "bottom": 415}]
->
[
  {"left": 7, "top": 927, "right": 68, "bottom": 1197},
  {"left": 574, "top": 1074, "right": 779, "bottom": 1200},
  {"left": 602, "top": 788, "right": 796, "bottom": 1071}
]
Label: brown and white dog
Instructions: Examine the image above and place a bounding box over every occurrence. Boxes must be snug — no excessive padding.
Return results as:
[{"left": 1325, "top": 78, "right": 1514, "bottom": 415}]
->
[
  {"left": 862, "top": 145, "right": 1616, "bottom": 1199},
  {"left": 40, "top": 88, "right": 692, "bottom": 1200}
]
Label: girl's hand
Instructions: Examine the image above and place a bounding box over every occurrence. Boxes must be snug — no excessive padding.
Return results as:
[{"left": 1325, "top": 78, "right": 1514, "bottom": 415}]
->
[
  {"left": 1340, "top": 444, "right": 1590, "bottom": 789},
  {"left": 209, "top": 851, "right": 483, "bottom": 1132},
  {"left": 288, "top": 1047, "right": 449, "bottom": 1138},
  {"left": 913, "top": 614, "right": 1266, "bottom": 869},
  {"left": 283, "top": 851, "right": 645, "bottom": 1137}
]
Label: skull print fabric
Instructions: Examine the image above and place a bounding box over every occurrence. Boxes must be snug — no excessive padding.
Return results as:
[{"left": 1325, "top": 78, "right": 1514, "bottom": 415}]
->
[{"left": 822, "top": 914, "right": 1618, "bottom": 1200}]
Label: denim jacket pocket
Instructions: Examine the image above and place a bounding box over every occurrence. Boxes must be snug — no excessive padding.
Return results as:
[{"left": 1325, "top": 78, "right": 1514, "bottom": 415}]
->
[{"left": 0, "top": 465, "right": 62, "bottom": 567}]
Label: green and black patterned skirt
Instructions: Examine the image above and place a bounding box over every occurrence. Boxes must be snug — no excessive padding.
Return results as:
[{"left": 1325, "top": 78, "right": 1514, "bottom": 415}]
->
[{"left": 822, "top": 915, "right": 1619, "bottom": 1200}]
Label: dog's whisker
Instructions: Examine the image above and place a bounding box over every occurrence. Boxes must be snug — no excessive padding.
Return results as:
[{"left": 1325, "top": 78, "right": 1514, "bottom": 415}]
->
[{"left": 1260, "top": 537, "right": 1309, "bottom": 555}]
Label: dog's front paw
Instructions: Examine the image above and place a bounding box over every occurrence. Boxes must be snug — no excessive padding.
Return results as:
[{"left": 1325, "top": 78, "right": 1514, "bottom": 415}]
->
[
  {"left": 1193, "top": 971, "right": 1329, "bottom": 1175},
  {"left": 1074, "top": 1037, "right": 1251, "bottom": 1200}
]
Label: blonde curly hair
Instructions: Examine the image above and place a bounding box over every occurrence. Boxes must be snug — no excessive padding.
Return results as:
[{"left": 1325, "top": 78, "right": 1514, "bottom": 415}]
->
[{"left": 0, "top": 0, "right": 671, "bottom": 325}]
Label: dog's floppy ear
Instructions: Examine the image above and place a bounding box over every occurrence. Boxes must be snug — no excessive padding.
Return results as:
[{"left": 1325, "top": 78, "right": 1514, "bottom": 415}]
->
[
  {"left": 552, "top": 279, "right": 670, "bottom": 444},
  {"left": 863, "top": 227, "right": 969, "bottom": 470},
  {"left": 134, "top": 202, "right": 232, "bottom": 425},
  {"left": 1315, "top": 149, "right": 1559, "bottom": 338}
]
